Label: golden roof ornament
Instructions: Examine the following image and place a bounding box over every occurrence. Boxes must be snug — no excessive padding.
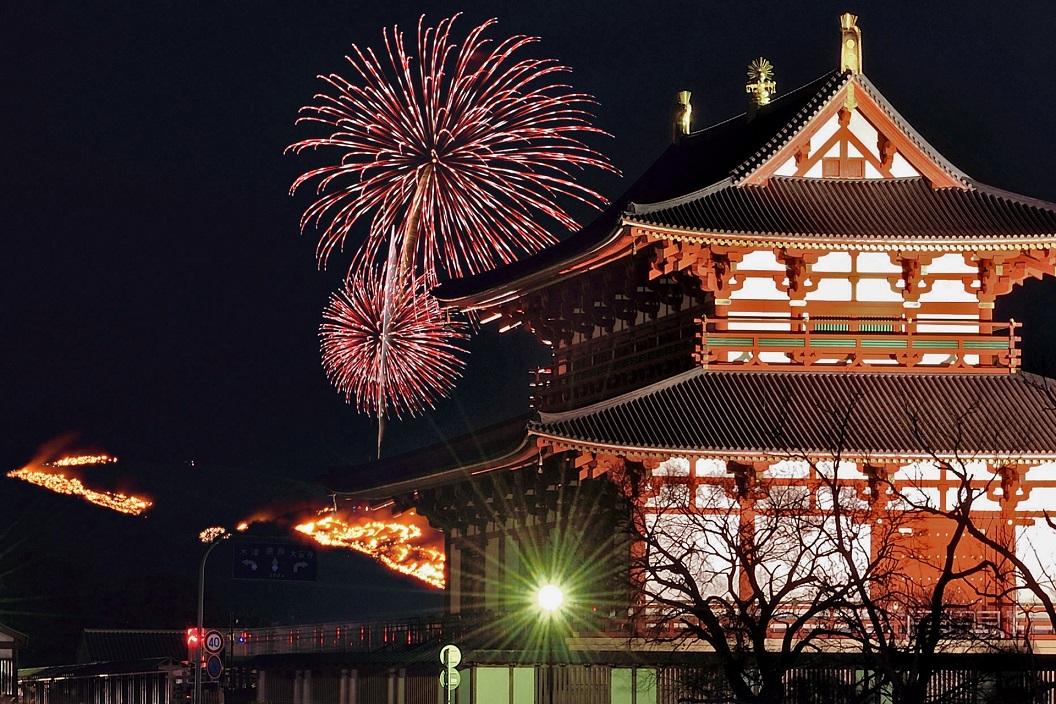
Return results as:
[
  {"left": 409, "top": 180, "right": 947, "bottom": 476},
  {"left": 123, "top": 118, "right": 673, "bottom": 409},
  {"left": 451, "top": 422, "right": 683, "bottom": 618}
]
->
[
  {"left": 672, "top": 90, "right": 692, "bottom": 143},
  {"left": 746, "top": 57, "right": 776, "bottom": 107},
  {"left": 840, "top": 12, "right": 862, "bottom": 74}
]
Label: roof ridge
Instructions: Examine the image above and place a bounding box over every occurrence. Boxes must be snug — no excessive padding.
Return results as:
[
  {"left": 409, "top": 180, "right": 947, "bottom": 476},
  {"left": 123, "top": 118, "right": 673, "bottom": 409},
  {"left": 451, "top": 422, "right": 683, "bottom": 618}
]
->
[
  {"left": 851, "top": 74, "right": 970, "bottom": 185},
  {"left": 731, "top": 71, "right": 850, "bottom": 182}
]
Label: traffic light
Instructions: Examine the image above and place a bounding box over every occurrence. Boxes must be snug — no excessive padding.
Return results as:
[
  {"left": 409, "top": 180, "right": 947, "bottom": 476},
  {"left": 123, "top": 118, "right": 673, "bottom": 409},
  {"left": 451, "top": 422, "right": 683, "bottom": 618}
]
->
[{"left": 186, "top": 627, "right": 202, "bottom": 662}]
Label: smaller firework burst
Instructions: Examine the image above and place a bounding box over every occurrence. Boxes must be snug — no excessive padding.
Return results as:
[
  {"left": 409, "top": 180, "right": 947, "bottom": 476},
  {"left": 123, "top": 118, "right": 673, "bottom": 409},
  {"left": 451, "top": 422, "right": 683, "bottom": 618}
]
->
[{"left": 321, "top": 270, "right": 468, "bottom": 418}]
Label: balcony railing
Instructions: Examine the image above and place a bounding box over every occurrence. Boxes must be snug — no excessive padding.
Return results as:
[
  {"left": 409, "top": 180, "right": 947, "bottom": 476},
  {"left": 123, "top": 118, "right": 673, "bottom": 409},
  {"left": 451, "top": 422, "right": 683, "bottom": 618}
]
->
[{"left": 696, "top": 316, "right": 1021, "bottom": 373}]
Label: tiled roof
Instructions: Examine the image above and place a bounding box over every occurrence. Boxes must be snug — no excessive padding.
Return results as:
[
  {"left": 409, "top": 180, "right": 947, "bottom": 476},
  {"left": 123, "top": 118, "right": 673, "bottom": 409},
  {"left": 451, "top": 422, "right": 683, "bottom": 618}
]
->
[
  {"left": 77, "top": 629, "right": 185, "bottom": 664},
  {"left": 21, "top": 658, "right": 181, "bottom": 680},
  {"left": 531, "top": 369, "right": 1056, "bottom": 459},
  {"left": 626, "top": 177, "right": 1056, "bottom": 244}
]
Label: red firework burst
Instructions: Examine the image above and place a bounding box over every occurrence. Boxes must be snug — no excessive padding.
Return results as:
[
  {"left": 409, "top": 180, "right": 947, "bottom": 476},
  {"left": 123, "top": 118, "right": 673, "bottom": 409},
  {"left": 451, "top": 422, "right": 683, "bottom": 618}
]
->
[
  {"left": 320, "top": 270, "right": 469, "bottom": 419},
  {"left": 289, "top": 13, "right": 618, "bottom": 283}
]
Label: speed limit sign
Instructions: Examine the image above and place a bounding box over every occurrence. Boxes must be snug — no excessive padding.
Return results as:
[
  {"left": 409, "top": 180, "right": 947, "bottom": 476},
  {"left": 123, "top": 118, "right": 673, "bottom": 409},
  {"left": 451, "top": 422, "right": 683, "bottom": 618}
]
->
[{"left": 204, "top": 630, "right": 225, "bottom": 655}]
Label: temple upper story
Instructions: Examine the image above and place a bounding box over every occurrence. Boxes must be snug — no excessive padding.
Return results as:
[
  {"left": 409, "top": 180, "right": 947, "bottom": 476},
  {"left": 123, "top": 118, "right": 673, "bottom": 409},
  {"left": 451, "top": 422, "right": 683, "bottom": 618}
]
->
[{"left": 435, "top": 14, "right": 1056, "bottom": 409}]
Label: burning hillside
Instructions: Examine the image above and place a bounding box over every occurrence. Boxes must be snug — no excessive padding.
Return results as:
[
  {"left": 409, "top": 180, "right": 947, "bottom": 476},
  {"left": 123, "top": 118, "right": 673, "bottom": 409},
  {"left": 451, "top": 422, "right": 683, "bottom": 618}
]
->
[
  {"left": 294, "top": 509, "right": 445, "bottom": 589},
  {"left": 7, "top": 438, "right": 152, "bottom": 516}
]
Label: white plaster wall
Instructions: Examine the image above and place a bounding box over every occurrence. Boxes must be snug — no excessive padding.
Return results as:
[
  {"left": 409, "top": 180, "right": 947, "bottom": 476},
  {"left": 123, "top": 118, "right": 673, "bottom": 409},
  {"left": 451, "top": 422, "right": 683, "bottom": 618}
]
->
[
  {"left": 774, "top": 156, "right": 797, "bottom": 176},
  {"left": 813, "top": 252, "right": 853, "bottom": 272},
  {"left": 890, "top": 153, "right": 919, "bottom": 177},
  {"left": 816, "top": 460, "right": 867, "bottom": 480},
  {"left": 894, "top": 461, "right": 943, "bottom": 482},
  {"left": 765, "top": 460, "right": 811, "bottom": 479},
  {"left": 1017, "top": 520, "right": 1056, "bottom": 599},
  {"left": 854, "top": 277, "right": 903, "bottom": 302},
  {"left": 805, "top": 277, "right": 853, "bottom": 301},
  {"left": 654, "top": 457, "right": 691, "bottom": 476},
  {"left": 731, "top": 276, "right": 789, "bottom": 301},
  {"left": 918, "top": 279, "right": 979, "bottom": 304},
  {"left": 927, "top": 254, "right": 978, "bottom": 274},
  {"left": 738, "top": 250, "right": 786, "bottom": 271},
  {"left": 857, "top": 253, "right": 902, "bottom": 273},
  {"left": 810, "top": 114, "right": 841, "bottom": 155},
  {"left": 695, "top": 458, "right": 731, "bottom": 477}
]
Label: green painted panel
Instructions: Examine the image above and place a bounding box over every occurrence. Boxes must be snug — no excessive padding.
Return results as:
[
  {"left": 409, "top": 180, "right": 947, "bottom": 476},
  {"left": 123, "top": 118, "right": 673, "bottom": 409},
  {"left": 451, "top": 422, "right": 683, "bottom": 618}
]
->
[
  {"left": 611, "top": 668, "right": 657, "bottom": 704},
  {"left": 758, "top": 338, "right": 805, "bottom": 347},
  {"left": 637, "top": 668, "right": 658, "bottom": 704},
  {"left": 512, "top": 668, "right": 534, "bottom": 704},
  {"left": 475, "top": 667, "right": 509, "bottom": 704},
  {"left": 862, "top": 339, "right": 907, "bottom": 348},
  {"left": 912, "top": 340, "right": 958, "bottom": 349},
  {"left": 706, "top": 337, "right": 754, "bottom": 346},
  {"left": 963, "top": 340, "right": 1009, "bottom": 349},
  {"left": 811, "top": 338, "right": 856, "bottom": 347},
  {"left": 611, "top": 669, "right": 633, "bottom": 704}
]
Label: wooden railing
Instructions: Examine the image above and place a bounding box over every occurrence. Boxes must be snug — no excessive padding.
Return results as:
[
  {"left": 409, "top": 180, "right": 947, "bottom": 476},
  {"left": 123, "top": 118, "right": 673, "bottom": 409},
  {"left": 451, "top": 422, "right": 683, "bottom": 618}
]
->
[{"left": 696, "top": 316, "right": 1021, "bottom": 373}]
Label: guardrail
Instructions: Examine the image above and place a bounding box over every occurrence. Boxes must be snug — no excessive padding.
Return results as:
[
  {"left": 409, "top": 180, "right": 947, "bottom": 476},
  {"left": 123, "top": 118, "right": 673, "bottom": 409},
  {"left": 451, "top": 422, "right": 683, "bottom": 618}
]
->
[{"left": 696, "top": 316, "right": 1021, "bottom": 372}]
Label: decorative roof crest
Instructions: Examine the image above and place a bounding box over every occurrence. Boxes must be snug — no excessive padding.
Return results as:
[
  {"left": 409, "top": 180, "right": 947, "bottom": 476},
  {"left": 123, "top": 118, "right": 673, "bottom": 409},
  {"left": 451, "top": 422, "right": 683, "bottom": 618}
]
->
[
  {"left": 840, "top": 12, "right": 862, "bottom": 74},
  {"left": 746, "top": 57, "right": 777, "bottom": 107}
]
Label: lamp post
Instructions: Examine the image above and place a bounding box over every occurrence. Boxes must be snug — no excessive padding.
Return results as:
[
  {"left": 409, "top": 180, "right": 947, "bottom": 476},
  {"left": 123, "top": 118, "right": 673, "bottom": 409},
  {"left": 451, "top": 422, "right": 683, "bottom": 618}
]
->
[
  {"left": 195, "top": 530, "right": 231, "bottom": 704},
  {"left": 536, "top": 584, "right": 564, "bottom": 704}
]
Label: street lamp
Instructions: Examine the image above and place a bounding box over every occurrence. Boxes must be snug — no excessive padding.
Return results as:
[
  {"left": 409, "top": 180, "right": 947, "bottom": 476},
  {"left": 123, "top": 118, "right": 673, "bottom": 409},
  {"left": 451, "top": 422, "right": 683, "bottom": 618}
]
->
[
  {"left": 195, "top": 529, "right": 231, "bottom": 704},
  {"left": 536, "top": 583, "right": 564, "bottom": 704}
]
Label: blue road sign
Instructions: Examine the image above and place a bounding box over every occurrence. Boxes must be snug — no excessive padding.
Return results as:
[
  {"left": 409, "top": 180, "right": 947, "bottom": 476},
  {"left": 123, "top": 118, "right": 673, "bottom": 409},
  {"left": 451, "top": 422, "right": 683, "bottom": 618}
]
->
[
  {"left": 205, "top": 655, "right": 223, "bottom": 681},
  {"left": 231, "top": 541, "right": 317, "bottom": 581}
]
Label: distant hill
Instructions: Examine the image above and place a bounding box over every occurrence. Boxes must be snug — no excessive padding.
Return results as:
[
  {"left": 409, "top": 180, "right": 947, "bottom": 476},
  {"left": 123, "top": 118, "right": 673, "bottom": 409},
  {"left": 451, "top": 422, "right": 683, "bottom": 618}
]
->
[{"left": 0, "top": 460, "right": 442, "bottom": 665}]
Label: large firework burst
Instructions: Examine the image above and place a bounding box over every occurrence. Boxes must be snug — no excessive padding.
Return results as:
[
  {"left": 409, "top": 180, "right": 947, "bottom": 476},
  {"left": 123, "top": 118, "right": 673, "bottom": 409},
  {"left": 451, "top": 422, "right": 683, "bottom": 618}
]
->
[
  {"left": 320, "top": 268, "right": 469, "bottom": 419},
  {"left": 289, "top": 13, "right": 618, "bottom": 284}
]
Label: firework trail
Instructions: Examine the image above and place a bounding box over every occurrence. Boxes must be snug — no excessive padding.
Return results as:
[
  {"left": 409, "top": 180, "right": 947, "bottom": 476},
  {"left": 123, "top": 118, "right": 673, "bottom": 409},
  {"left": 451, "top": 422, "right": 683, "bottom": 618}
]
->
[{"left": 291, "top": 15, "right": 617, "bottom": 444}]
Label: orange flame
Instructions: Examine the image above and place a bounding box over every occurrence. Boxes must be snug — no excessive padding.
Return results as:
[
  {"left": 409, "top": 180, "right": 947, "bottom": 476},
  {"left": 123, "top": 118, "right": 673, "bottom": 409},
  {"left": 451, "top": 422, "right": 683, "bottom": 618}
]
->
[
  {"left": 6, "top": 440, "right": 152, "bottom": 516},
  {"left": 294, "top": 510, "right": 445, "bottom": 589}
]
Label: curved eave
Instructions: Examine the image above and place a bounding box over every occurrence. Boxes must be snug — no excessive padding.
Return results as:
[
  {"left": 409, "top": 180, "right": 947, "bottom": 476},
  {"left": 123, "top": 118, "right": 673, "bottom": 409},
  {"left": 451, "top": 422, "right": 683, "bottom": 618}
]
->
[
  {"left": 437, "top": 224, "right": 635, "bottom": 311},
  {"left": 337, "top": 434, "right": 540, "bottom": 501},
  {"left": 529, "top": 429, "right": 1056, "bottom": 465},
  {"left": 624, "top": 219, "right": 1056, "bottom": 253}
]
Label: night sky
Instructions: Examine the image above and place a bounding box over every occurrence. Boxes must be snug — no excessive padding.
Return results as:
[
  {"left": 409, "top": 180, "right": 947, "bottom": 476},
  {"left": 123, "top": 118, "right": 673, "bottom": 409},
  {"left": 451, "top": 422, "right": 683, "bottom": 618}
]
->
[{"left": 5, "top": 1, "right": 1056, "bottom": 480}]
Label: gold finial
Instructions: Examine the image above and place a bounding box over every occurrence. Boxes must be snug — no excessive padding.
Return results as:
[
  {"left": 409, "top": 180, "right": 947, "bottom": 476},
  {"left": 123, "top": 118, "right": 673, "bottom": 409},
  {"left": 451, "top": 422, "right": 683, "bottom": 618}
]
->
[
  {"left": 672, "top": 90, "right": 692, "bottom": 143},
  {"left": 746, "top": 57, "right": 777, "bottom": 106},
  {"left": 840, "top": 12, "right": 862, "bottom": 74}
]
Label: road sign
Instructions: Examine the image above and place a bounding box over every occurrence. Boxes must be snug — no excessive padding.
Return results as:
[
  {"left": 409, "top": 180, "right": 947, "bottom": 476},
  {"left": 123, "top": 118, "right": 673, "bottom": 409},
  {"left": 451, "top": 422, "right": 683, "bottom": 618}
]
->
[
  {"left": 440, "top": 644, "right": 461, "bottom": 668},
  {"left": 439, "top": 669, "right": 460, "bottom": 690},
  {"left": 232, "top": 541, "right": 317, "bottom": 581},
  {"left": 205, "top": 654, "right": 224, "bottom": 681},
  {"left": 204, "top": 630, "right": 224, "bottom": 655}
]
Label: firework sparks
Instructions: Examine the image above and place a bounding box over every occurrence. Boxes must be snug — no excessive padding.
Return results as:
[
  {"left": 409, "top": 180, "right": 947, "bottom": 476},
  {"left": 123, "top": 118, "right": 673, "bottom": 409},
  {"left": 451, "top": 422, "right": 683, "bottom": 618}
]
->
[
  {"left": 321, "top": 269, "right": 468, "bottom": 418},
  {"left": 289, "top": 13, "right": 618, "bottom": 283},
  {"left": 7, "top": 453, "right": 152, "bottom": 516},
  {"left": 295, "top": 510, "right": 445, "bottom": 589}
]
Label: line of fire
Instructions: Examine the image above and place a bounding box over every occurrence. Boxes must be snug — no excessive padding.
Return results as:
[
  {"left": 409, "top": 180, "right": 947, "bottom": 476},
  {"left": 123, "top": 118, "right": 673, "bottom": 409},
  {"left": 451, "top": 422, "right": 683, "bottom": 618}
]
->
[{"left": 15, "top": 12, "right": 1056, "bottom": 704}]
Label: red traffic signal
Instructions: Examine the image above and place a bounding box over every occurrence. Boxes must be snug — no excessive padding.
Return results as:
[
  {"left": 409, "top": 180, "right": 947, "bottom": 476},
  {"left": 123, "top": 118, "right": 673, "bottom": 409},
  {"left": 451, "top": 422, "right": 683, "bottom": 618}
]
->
[{"left": 186, "top": 627, "right": 201, "bottom": 659}]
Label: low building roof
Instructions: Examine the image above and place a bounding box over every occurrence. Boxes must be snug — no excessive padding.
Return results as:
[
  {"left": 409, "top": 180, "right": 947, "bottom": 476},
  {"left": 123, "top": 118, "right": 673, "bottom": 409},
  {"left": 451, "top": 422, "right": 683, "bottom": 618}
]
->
[
  {"left": 531, "top": 369, "right": 1056, "bottom": 460},
  {"left": 77, "top": 629, "right": 185, "bottom": 664}
]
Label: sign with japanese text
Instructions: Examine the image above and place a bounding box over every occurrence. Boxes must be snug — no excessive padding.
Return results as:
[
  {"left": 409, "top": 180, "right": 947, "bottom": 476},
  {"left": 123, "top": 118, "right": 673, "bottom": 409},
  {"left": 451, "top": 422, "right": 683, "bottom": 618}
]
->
[{"left": 232, "top": 541, "right": 317, "bottom": 581}]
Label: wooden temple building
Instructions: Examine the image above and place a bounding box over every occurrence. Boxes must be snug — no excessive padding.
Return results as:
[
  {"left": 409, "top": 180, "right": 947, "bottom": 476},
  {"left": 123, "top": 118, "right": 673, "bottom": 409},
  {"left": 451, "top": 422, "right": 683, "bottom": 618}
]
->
[{"left": 301, "top": 13, "right": 1056, "bottom": 704}]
